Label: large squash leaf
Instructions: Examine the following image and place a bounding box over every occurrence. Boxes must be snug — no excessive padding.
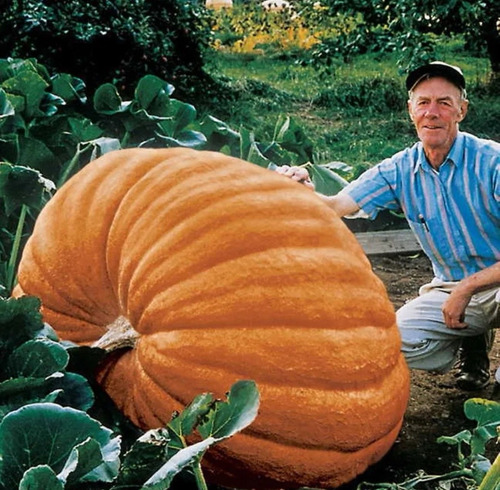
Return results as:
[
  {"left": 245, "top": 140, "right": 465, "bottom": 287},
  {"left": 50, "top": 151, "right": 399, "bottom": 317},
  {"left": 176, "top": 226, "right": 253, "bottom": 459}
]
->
[
  {"left": 0, "top": 403, "right": 121, "bottom": 488},
  {"left": 6, "top": 339, "right": 68, "bottom": 378},
  {"left": 19, "top": 465, "right": 64, "bottom": 490}
]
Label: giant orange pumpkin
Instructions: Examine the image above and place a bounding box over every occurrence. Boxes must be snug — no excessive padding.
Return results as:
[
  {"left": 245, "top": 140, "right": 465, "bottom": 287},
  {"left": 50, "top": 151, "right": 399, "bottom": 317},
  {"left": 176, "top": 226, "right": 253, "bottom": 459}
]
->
[{"left": 15, "top": 147, "right": 409, "bottom": 489}]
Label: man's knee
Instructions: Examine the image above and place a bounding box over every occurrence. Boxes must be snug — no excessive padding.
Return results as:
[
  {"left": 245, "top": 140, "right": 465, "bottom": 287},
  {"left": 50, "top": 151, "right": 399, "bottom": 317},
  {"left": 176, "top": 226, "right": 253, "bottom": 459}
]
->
[{"left": 400, "top": 336, "right": 459, "bottom": 372}]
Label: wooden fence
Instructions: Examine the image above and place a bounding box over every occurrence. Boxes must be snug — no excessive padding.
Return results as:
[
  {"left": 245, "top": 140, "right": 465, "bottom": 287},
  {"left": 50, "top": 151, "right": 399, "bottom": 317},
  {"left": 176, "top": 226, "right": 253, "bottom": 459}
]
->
[{"left": 354, "top": 229, "right": 421, "bottom": 256}]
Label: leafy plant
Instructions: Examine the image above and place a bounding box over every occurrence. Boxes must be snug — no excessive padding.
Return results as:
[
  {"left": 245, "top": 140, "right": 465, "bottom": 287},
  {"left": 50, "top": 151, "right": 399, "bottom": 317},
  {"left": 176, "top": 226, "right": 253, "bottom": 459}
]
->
[
  {"left": 0, "top": 0, "right": 214, "bottom": 99},
  {"left": 0, "top": 295, "right": 261, "bottom": 489},
  {"left": 0, "top": 163, "right": 55, "bottom": 294},
  {"left": 357, "top": 398, "right": 500, "bottom": 489},
  {"left": 0, "top": 403, "right": 121, "bottom": 489},
  {"left": 114, "top": 380, "right": 260, "bottom": 489},
  {"left": 0, "top": 296, "right": 95, "bottom": 419}
]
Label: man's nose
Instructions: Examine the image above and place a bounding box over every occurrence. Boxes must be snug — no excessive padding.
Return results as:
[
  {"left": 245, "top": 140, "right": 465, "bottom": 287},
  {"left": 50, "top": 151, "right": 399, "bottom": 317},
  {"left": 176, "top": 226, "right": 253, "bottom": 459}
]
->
[{"left": 425, "top": 102, "right": 439, "bottom": 117}]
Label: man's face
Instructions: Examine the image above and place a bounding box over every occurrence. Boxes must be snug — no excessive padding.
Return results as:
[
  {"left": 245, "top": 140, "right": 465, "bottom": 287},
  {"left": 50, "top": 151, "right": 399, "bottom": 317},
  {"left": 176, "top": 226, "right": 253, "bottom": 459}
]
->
[{"left": 407, "top": 77, "right": 468, "bottom": 153}]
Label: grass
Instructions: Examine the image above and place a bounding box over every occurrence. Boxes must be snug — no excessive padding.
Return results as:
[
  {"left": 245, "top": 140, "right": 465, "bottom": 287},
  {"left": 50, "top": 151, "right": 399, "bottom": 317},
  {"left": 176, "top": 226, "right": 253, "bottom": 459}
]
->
[{"left": 202, "top": 43, "right": 498, "bottom": 171}]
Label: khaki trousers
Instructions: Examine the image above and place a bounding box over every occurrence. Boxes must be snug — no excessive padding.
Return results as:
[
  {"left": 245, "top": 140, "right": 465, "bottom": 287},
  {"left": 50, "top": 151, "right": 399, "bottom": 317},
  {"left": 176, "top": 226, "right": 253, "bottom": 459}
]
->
[{"left": 396, "top": 279, "right": 500, "bottom": 373}]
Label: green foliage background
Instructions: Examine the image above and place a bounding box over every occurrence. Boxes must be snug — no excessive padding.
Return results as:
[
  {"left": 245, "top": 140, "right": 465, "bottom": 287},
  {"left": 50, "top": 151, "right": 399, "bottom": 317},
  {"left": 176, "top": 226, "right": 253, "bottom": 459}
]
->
[{"left": 0, "top": 0, "right": 214, "bottom": 99}]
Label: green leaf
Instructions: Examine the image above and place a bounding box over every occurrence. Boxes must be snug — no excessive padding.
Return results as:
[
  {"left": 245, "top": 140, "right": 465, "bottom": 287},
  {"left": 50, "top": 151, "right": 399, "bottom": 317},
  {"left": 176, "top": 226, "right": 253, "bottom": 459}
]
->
[
  {"left": 197, "top": 380, "right": 260, "bottom": 440},
  {"left": 200, "top": 115, "right": 241, "bottom": 153},
  {"left": 59, "top": 437, "right": 106, "bottom": 484},
  {"left": 258, "top": 141, "right": 297, "bottom": 166},
  {"left": 153, "top": 130, "right": 207, "bottom": 149},
  {"left": 437, "top": 429, "right": 471, "bottom": 446},
  {"left": 16, "top": 135, "right": 59, "bottom": 181},
  {"left": 152, "top": 100, "right": 198, "bottom": 136},
  {"left": 464, "top": 398, "right": 500, "bottom": 455},
  {"left": 169, "top": 99, "right": 197, "bottom": 133},
  {"left": 0, "top": 403, "right": 121, "bottom": 487},
  {"left": 0, "top": 162, "right": 50, "bottom": 214},
  {"left": 113, "top": 429, "right": 169, "bottom": 487},
  {"left": 39, "top": 92, "right": 65, "bottom": 117},
  {"left": 6, "top": 339, "right": 69, "bottom": 378},
  {"left": 88, "top": 137, "right": 122, "bottom": 159},
  {"left": 179, "top": 393, "right": 214, "bottom": 437},
  {"left": 470, "top": 454, "right": 491, "bottom": 484},
  {"left": 0, "top": 88, "right": 15, "bottom": 121},
  {"left": 477, "top": 453, "right": 500, "bottom": 489},
  {"left": 0, "top": 133, "right": 21, "bottom": 164},
  {"left": 309, "top": 163, "right": 348, "bottom": 196},
  {"left": 0, "top": 162, "right": 10, "bottom": 190},
  {"left": 93, "top": 83, "right": 131, "bottom": 115},
  {"left": 139, "top": 381, "right": 259, "bottom": 488},
  {"left": 240, "top": 127, "right": 271, "bottom": 167},
  {"left": 4, "top": 92, "right": 26, "bottom": 115},
  {"left": 321, "top": 160, "right": 353, "bottom": 176},
  {"left": 82, "top": 432, "right": 121, "bottom": 483},
  {"left": 464, "top": 398, "right": 500, "bottom": 430},
  {"left": 272, "top": 115, "right": 314, "bottom": 164},
  {"left": 7, "top": 59, "right": 50, "bottom": 83},
  {"left": 1, "top": 69, "right": 49, "bottom": 119},
  {"left": 134, "top": 75, "right": 174, "bottom": 116},
  {"left": 0, "top": 296, "right": 45, "bottom": 350},
  {"left": 167, "top": 392, "right": 214, "bottom": 455},
  {"left": 0, "top": 376, "right": 50, "bottom": 400},
  {"left": 143, "top": 437, "right": 216, "bottom": 489},
  {"left": 51, "top": 73, "right": 87, "bottom": 104},
  {"left": 0, "top": 384, "right": 63, "bottom": 421},
  {"left": 67, "top": 117, "right": 103, "bottom": 142},
  {"left": 46, "top": 372, "right": 95, "bottom": 412},
  {"left": 19, "top": 465, "right": 64, "bottom": 490}
]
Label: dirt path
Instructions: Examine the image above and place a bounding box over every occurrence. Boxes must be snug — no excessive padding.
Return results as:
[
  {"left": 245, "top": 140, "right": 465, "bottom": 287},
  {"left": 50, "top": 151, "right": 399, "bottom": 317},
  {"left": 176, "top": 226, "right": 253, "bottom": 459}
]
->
[{"left": 347, "top": 253, "right": 500, "bottom": 488}]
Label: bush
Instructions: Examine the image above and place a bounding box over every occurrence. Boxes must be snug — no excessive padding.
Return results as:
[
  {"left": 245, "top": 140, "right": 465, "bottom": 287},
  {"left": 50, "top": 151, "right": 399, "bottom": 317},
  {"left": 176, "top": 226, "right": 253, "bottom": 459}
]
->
[
  {"left": 313, "top": 76, "right": 407, "bottom": 114},
  {"left": 0, "top": 0, "right": 213, "bottom": 99}
]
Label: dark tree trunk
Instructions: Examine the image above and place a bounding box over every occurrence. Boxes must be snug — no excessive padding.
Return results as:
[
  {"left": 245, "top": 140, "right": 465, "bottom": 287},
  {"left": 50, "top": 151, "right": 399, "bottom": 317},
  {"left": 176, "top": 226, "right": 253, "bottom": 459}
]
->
[{"left": 483, "top": 16, "right": 500, "bottom": 86}]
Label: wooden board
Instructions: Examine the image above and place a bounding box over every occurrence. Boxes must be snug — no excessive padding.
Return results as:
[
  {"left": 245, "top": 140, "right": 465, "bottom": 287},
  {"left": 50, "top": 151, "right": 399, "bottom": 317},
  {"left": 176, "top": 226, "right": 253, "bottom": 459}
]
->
[{"left": 354, "top": 229, "right": 422, "bottom": 255}]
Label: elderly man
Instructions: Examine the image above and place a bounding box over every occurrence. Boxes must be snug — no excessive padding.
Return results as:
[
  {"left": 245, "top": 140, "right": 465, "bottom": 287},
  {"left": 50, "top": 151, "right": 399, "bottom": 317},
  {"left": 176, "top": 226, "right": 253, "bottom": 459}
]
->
[{"left": 279, "top": 61, "right": 500, "bottom": 390}]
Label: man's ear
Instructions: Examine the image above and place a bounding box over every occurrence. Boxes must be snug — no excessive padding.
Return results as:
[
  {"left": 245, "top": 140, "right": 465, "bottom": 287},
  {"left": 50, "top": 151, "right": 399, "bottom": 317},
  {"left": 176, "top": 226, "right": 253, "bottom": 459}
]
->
[{"left": 458, "top": 100, "right": 469, "bottom": 121}]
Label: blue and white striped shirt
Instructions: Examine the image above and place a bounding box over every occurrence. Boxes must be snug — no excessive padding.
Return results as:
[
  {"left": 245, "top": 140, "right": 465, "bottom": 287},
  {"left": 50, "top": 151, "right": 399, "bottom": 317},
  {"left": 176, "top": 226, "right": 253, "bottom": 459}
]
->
[{"left": 344, "top": 131, "right": 500, "bottom": 281}]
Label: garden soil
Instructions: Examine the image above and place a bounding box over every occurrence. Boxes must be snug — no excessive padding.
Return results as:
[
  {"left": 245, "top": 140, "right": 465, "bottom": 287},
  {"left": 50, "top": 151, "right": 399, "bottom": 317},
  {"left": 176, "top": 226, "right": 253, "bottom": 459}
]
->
[{"left": 342, "top": 252, "right": 500, "bottom": 489}]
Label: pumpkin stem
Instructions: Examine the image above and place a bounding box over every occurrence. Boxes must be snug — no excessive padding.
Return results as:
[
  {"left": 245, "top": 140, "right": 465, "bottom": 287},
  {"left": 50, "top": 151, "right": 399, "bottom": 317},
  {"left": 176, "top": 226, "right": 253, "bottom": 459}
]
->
[{"left": 92, "top": 315, "right": 140, "bottom": 352}]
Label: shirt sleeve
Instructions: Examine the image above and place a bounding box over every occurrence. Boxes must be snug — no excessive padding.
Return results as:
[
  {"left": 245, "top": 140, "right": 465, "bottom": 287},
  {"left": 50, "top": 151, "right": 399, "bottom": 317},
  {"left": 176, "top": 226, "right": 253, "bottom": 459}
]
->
[{"left": 342, "top": 158, "right": 403, "bottom": 219}]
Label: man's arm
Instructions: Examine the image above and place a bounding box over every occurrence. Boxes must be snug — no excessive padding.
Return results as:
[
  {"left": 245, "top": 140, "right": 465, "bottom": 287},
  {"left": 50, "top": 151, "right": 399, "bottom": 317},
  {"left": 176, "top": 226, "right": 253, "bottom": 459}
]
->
[
  {"left": 315, "top": 192, "right": 361, "bottom": 217},
  {"left": 443, "top": 262, "right": 500, "bottom": 329}
]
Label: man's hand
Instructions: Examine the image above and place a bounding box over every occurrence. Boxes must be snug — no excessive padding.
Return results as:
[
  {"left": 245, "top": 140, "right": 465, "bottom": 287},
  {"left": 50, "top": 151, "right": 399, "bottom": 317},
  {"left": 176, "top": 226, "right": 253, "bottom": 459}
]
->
[
  {"left": 275, "top": 165, "right": 314, "bottom": 189},
  {"left": 275, "top": 164, "right": 362, "bottom": 217},
  {"left": 442, "top": 287, "right": 472, "bottom": 329},
  {"left": 442, "top": 263, "right": 500, "bottom": 329}
]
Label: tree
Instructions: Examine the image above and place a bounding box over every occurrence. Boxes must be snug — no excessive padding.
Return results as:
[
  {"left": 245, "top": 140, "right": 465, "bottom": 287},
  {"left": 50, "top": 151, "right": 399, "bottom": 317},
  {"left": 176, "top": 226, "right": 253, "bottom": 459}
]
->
[
  {"left": 309, "top": 0, "right": 499, "bottom": 82},
  {"left": 0, "top": 0, "right": 214, "bottom": 98}
]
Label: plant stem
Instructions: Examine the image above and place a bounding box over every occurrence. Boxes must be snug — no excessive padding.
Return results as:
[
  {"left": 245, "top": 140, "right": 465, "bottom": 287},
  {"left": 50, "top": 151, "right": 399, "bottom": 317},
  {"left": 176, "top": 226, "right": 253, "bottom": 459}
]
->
[
  {"left": 57, "top": 144, "right": 88, "bottom": 188},
  {"left": 479, "top": 453, "right": 500, "bottom": 490},
  {"left": 404, "top": 469, "right": 475, "bottom": 489},
  {"left": 193, "top": 462, "right": 209, "bottom": 490},
  {"left": 121, "top": 130, "right": 131, "bottom": 148},
  {"left": 6, "top": 203, "right": 27, "bottom": 293}
]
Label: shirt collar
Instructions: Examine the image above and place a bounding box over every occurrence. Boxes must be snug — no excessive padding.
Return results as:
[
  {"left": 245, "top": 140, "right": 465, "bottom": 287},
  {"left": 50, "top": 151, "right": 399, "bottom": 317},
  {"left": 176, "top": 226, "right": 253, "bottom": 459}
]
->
[
  {"left": 413, "top": 131, "right": 465, "bottom": 174},
  {"left": 447, "top": 131, "right": 465, "bottom": 167}
]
